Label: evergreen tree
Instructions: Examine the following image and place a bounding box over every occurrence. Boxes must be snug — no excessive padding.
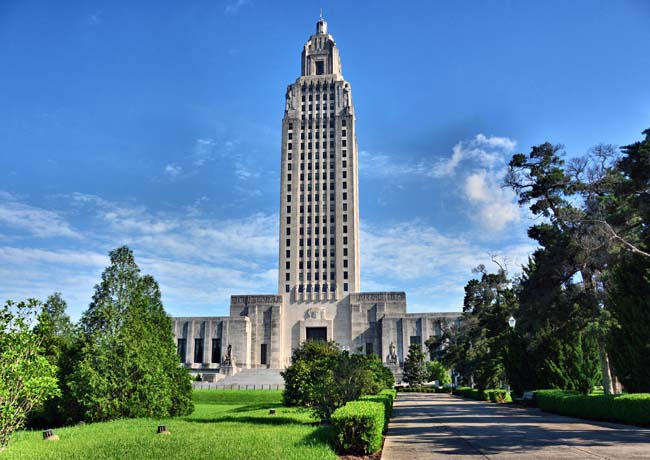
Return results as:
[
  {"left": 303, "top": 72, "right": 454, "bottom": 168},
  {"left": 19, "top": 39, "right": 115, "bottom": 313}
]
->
[
  {"left": 30, "top": 293, "right": 78, "bottom": 427},
  {"left": 403, "top": 343, "right": 426, "bottom": 385},
  {"left": 69, "top": 246, "right": 193, "bottom": 422},
  {"left": 607, "top": 253, "right": 650, "bottom": 392}
]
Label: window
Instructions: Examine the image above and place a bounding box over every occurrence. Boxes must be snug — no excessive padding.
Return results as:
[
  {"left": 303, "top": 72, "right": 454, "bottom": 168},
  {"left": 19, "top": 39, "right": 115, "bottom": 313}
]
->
[
  {"left": 343, "top": 225, "right": 348, "bottom": 233},
  {"left": 285, "top": 273, "right": 290, "bottom": 281},
  {"left": 288, "top": 142, "right": 292, "bottom": 150},
  {"left": 410, "top": 336, "right": 421, "bottom": 346},
  {"left": 342, "top": 140, "right": 347, "bottom": 147},
  {"left": 343, "top": 192, "right": 347, "bottom": 200},
  {"left": 286, "top": 261, "right": 290, "bottom": 269},
  {"left": 344, "top": 271, "right": 348, "bottom": 279},
  {"left": 261, "top": 344, "right": 268, "bottom": 365},
  {"left": 287, "top": 173, "right": 292, "bottom": 181},
  {"left": 343, "top": 182, "right": 347, "bottom": 189},
  {"left": 342, "top": 130, "right": 347, "bottom": 137},
  {"left": 343, "top": 260, "right": 348, "bottom": 268},
  {"left": 287, "top": 206, "right": 291, "bottom": 213},
  {"left": 287, "top": 195, "right": 292, "bottom": 203},
  {"left": 366, "top": 343, "right": 374, "bottom": 356},
  {"left": 286, "top": 217, "right": 291, "bottom": 224},
  {"left": 211, "top": 338, "right": 221, "bottom": 364},
  {"left": 344, "top": 283, "right": 348, "bottom": 291},
  {"left": 194, "top": 338, "right": 204, "bottom": 363},
  {"left": 286, "top": 238, "right": 290, "bottom": 246},
  {"left": 343, "top": 236, "right": 348, "bottom": 244},
  {"left": 177, "top": 339, "right": 187, "bottom": 363},
  {"left": 286, "top": 250, "right": 290, "bottom": 258},
  {"left": 285, "top": 284, "right": 290, "bottom": 293}
]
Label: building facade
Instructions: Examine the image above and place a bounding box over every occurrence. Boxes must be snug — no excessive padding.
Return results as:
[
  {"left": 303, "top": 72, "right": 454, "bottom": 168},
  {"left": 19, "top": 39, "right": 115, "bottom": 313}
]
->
[{"left": 172, "top": 18, "right": 460, "bottom": 377}]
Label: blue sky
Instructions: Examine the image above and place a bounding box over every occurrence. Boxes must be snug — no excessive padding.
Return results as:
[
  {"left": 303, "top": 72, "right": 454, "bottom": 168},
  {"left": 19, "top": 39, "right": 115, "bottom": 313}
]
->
[{"left": 1, "top": 0, "right": 649, "bottom": 320}]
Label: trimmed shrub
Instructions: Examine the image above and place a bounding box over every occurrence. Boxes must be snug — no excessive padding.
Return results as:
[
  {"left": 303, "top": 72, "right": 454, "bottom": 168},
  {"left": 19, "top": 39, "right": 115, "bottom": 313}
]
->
[
  {"left": 360, "top": 389, "right": 396, "bottom": 428},
  {"left": 453, "top": 387, "right": 511, "bottom": 403},
  {"left": 484, "top": 389, "right": 512, "bottom": 403},
  {"left": 396, "top": 386, "right": 452, "bottom": 393},
  {"left": 331, "top": 400, "right": 385, "bottom": 455},
  {"left": 535, "top": 390, "right": 650, "bottom": 425}
]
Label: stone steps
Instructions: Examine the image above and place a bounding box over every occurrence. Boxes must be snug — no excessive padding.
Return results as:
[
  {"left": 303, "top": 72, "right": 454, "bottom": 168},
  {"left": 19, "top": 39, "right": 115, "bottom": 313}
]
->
[{"left": 193, "top": 368, "right": 285, "bottom": 389}]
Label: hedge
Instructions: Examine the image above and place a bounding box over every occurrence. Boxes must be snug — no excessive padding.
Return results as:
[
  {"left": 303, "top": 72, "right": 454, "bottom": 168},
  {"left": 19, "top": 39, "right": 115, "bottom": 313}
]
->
[
  {"left": 535, "top": 390, "right": 650, "bottom": 426},
  {"left": 331, "top": 389, "right": 396, "bottom": 455},
  {"left": 397, "top": 386, "right": 452, "bottom": 393},
  {"left": 360, "top": 389, "right": 396, "bottom": 427},
  {"left": 453, "top": 387, "right": 512, "bottom": 403}
]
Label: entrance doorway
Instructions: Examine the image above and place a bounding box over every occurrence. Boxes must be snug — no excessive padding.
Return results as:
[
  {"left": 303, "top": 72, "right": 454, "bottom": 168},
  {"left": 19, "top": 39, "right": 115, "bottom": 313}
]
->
[
  {"left": 260, "top": 343, "right": 267, "bottom": 366},
  {"left": 306, "top": 327, "right": 327, "bottom": 342}
]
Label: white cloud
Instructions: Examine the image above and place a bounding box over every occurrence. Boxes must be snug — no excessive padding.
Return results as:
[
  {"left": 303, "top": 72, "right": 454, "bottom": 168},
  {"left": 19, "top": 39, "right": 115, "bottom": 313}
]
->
[
  {"left": 360, "top": 220, "right": 535, "bottom": 310},
  {"left": 0, "top": 191, "right": 79, "bottom": 239},
  {"left": 192, "top": 138, "right": 218, "bottom": 166},
  {"left": 463, "top": 169, "right": 520, "bottom": 231},
  {"left": 0, "top": 192, "right": 279, "bottom": 319},
  {"left": 164, "top": 163, "right": 183, "bottom": 178},
  {"left": 225, "top": 0, "right": 249, "bottom": 14},
  {"left": 431, "top": 134, "right": 516, "bottom": 178}
]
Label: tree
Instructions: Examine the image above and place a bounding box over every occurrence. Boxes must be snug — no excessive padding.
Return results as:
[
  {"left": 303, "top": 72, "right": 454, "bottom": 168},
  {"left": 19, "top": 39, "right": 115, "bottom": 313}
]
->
[
  {"left": 426, "top": 360, "right": 451, "bottom": 386},
  {"left": 68, "top": 246, "right": 193, "bottom": 422},
  {"left": 507, "top": 142, "right": 616, "bottom": 394},
  {"left": 0, "top": 300, "right": 59, "bottom": 452},
  {"left": 606, "top": 253, "right": 650, "bottom": 392},
  {"left": 29, "top": 293, "right": 77, "bottom": 428},
  {"left": 281, "top": 341, "right": 393, "bottom": 421},
  {"left": 402, "top": 344, "right": 426, "bottom": 386}
]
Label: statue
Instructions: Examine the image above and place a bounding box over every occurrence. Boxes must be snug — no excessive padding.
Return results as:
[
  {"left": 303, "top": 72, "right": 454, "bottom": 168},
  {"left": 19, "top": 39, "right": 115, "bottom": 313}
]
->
[
  {"left": 387, "top": 342, "right": 398, "bottom": 365},
  {"left": 222, "top": 344, "right": 233, "bottom": 366}
]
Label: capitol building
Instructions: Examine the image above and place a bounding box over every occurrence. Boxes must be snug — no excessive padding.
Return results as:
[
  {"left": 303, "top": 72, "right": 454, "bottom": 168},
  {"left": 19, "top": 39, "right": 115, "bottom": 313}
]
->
[{"left": 172, "top": 17, "right": 460, "bottom": 378}]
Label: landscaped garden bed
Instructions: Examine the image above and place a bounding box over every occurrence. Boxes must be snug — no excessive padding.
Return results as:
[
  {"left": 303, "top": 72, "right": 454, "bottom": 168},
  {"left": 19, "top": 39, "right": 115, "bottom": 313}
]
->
[{"left": 534, "top": 390, "right": 650, "bottom": 426}]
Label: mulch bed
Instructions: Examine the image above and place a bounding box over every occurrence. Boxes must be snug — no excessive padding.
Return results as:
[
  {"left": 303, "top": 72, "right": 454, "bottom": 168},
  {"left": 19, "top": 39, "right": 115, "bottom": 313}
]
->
[{"left": 339, "top": 453, "right": 381, "bottom": 460}]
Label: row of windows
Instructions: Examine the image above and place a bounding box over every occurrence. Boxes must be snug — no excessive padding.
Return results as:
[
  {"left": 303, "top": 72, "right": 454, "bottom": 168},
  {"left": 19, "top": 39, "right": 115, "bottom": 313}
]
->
[
  {"left": 287, "top": 119, "right": 346, "bottom": 130},
  {"left": 177, "top": 338, "right": 221, "bottom": 364},
  {"left": 285, "top": 242, "right": 349, "bottom": 259},
  {"left": 288, "top": 129, "right": 346, "bottom": 139},
  {"left": 286, "top": 283, "right": 349, "bottom": 293},
  {"left": 286, "top": 150, "right": 348, "bottom": 164},
  {"left": 284, "top": 252, "right": 348, "bottom": 269}
]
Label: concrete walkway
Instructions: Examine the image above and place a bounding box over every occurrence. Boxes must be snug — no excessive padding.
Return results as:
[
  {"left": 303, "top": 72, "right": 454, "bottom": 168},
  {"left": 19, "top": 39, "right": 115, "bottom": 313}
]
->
[{"left": 381, "top": 392, "right": 650, "bottom": 459}]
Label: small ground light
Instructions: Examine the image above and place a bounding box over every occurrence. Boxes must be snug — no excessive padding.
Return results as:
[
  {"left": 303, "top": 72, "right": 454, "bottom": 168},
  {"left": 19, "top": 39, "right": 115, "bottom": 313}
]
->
[
  {"left": 42, "top": 429, "right": 59, "bottom": 441},
  {"left": 508, "top": 316, "right": 516, "bottom": 329},
  {"left": 157, "top": 425, "right": 171, "bottom": 435}
]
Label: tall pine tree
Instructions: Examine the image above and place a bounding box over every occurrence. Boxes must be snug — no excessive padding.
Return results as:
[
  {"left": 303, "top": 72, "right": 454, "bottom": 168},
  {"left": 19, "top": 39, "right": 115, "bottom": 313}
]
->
[{"left": 69, "top": 246, "right": 193, "bottom": 422}]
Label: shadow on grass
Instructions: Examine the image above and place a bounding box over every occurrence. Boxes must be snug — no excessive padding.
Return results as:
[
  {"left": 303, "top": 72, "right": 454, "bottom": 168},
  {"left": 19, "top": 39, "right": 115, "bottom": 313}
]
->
[
  {"left": 227, "top": 403, "right": 282, "bottom": 413},
  {"left": 296, "top": 425, "right": 335, "bottom": 450}
]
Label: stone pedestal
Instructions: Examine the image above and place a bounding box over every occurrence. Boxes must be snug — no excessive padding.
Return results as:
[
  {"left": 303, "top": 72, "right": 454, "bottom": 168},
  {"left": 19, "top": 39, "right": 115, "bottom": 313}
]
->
[
  {"left": 220, "top": 365, "right": 238, "bottom": 376},
  {"left": 387, "top": 363, "right": 403, "bottom": 384}
]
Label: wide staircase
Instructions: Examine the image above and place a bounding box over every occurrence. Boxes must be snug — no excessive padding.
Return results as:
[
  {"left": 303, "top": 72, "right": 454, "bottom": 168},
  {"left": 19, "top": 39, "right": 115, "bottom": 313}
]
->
[{"left": 193, "top": 368, "right": 285, "bottom": 390}]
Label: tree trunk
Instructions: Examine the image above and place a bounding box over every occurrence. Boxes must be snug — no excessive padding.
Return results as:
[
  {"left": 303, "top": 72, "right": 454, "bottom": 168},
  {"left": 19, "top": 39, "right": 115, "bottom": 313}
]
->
[
  {"left": 597, "top": 342, "right": 614, "bottom": 395},
  {"left": 582, "top": 266, "right": 615, "bottom": 395}
]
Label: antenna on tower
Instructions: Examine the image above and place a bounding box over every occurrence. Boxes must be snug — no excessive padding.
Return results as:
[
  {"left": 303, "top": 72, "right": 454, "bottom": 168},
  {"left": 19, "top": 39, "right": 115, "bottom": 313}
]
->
[{"left": 320, "top": 8, "right": 323, "bottom": 20}]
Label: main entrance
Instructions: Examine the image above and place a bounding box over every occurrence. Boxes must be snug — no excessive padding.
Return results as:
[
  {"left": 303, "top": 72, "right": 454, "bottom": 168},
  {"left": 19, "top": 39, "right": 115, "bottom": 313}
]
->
[{"left": 306, "top": 327, "right": 327, "bottom": 342}]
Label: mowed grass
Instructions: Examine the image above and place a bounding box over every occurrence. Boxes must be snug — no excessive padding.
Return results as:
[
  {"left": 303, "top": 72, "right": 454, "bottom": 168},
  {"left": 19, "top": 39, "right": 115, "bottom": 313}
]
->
[{"left": 5, "top": 390, "right": 338, "bottom": 460}]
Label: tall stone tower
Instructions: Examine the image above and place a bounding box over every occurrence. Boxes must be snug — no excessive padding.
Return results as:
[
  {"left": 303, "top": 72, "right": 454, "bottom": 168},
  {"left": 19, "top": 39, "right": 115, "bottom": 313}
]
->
[
  {"left": 279, "top": 16, "right": 360, "bottom": 303},
  {"left": 172, "top": 17, "right": 461, "bottom": 376}
]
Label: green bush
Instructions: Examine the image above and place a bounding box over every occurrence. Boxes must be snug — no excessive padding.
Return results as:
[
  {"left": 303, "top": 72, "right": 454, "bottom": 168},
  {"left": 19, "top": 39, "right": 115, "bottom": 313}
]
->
[
  {"left": 360, "top": 389, "right": 396, "bottom": 428},
  {"left": 396, "top": 385, "right": 452, "bottom": 393},
  {"left": 535, "top": 390, "right": 650, "bottom": 425},
  {"left": 453, "top": 387, "right": 511, "bottom": 403},
  {"left": 281, "top": 341, "right": 394, "bottom": 421},
  {"left": 331, "top": 401, "right": 385, "bottom": 455}
]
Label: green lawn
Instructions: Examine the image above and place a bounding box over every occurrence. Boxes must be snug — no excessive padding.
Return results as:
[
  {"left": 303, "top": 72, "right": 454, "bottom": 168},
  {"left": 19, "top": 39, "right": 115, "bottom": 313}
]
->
[{"left": 5, "top": 390, "right": 338, "bottom": 460}]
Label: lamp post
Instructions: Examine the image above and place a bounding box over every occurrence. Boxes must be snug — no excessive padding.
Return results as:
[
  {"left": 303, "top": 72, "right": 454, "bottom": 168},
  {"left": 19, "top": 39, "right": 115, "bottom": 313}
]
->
[{"left": 507, "top": 315, "right": 516, "bottom": 329}]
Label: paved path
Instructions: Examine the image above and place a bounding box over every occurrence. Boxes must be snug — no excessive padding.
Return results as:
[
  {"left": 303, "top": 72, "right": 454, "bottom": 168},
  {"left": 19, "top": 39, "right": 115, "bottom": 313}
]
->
[{"left": 381, "top": 392, "right": 650, "bottom": 459}]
